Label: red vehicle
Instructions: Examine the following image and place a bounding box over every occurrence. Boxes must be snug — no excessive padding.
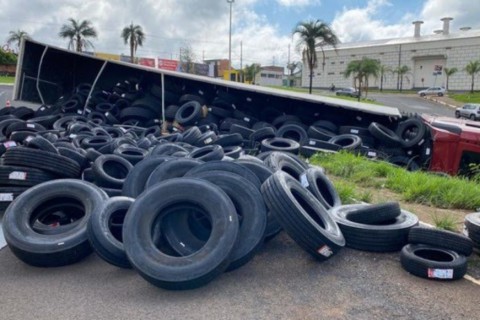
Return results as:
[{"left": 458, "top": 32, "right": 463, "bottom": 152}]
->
[{"left": 422, "top": 114, "right": 480, "bottom": 175}]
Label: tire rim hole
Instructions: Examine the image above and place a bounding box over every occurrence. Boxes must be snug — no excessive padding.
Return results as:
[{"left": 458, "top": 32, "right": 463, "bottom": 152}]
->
[
  {"left": 291, "top": 188, "right": 326, "bottom": 229},
  {"left": 30, "top": 197, "right": 85, "bottom": 233},
  {"left": 108, "top": 209, "right": 128, "bottom": 242},
  {"left": 415, "top": 249, "right": 454, "bottom": 262}
]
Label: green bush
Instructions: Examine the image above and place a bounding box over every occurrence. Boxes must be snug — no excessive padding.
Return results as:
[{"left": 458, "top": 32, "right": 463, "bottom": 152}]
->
[{"left": 0, "top": 50, "right": 17, "bottom": 65}]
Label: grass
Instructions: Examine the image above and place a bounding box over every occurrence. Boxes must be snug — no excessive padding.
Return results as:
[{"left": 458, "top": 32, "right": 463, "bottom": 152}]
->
[
  {"left": 310, "top": 151, "right": 480, "bottom": 210},
  {"left": 431, "top": 212, "right": 459, "bottom": 231},
  {"left": 0, "top": 76, "right": 15, "bottom": 84},
  {"left": 449, "top": 92, "right": 480, "bottom": 104}
]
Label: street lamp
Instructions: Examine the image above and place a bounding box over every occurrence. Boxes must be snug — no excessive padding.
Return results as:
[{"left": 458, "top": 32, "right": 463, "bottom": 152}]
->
[{"left": 227, "top": 0, "right": 234, "bottom": 76}]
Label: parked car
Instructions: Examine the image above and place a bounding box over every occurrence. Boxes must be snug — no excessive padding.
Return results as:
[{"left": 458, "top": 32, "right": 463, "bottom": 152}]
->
[
  {"left": 336, "top": 87, "right": 360, "bottom": 98},
  {"left": 455, "top": 103, "right": 480, "bottom": 121},
  {"left": 418, "top": 87, "right": 446, "bottom": 97}
]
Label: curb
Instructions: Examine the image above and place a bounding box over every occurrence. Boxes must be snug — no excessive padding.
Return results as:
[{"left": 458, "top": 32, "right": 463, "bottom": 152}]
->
[
  {"left": 0, "top": 83, "right": 14, "bottom": 86},
  {"left": 424, "top": 96, "right": 458, "bottom": 109}
]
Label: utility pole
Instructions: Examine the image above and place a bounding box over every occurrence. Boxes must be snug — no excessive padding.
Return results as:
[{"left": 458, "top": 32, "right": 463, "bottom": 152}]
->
[
  {"left": 288, "top": 44, "right": 290, "bottom": 64},
  {"left": 240, "top": 41, "right": 243, "bottom": 82},
  {"left": 227, "top": 0, "right": 234, "bottom": 76}
]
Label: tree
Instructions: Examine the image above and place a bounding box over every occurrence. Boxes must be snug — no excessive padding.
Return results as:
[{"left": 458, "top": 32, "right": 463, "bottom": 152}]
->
[
  {"left": 465, "top": 60, "right": 480, "bottom": 93},
  {"left": 293, "top": 20, "right": 339, "bottom": 94},
  {"left": 244, "top": 64, "right": 261, "bottom": 83},
  {"left": 121, "top": 23, "right": 145, "bottom": 64},
  {"left": 59, "top": 18, "right": 97, "bottom": 52},
  {"left": 344, "top": 57, "right": 379, "bottom": 101},
  {"left": 443, "top": 67, "right": 458, "bottom": 91},
  {"left": 180, "top": 44, "right": 196, "bottom": 74},
  {"left": 379, "top": 64, "right": 392, "bottom": 92},
  {"left": 6, "top": 30, "right": 29, "bottom": 50},
  {"left": 286, "top": 61, "right": 301, "bottom": 87},
  {"left": 394, "top": 65, "right": 410, "bottom": 92}
]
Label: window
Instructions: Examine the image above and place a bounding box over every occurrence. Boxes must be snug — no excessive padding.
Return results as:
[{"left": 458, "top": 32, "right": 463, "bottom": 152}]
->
[
  {"left": 276, "top": 75, "right": 282, "bottom": 79},
  {"left": 339, "top": 61, "right": 344, "bottom": 64},
  {"left": 328, "top": 72, "right": 335, "bottom": 75},
  {"left": 268, "top": 74, "right": 275, "bottom": 78},
  {"left": 331, "top": 62, "right": 335, "bottom": 65},
  {"left": 260, "top": 73, "right": 267, "bottom": 78}
]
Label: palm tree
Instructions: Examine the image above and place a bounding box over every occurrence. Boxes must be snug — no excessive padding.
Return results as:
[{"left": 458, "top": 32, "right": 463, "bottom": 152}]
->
[
  {"left": 443, "top": 67, "right": 458, "bottom": 91},
  {"left": 121, "top": 23, "right": 145, "bottom": 64},
  {"left": 293, "top": 20, "right": 339, "bottom": 94},
  {"left": 379, "top": 64, "right": 392, "bottom": 92},
  {"left": 286, "top": 61, "right": 300, "bottom": 87},
  {"left": 59, "top": 18, "right": 97, "bottom": 52},
  {"left": 394, "top": 65, "right": 410, "bottom": 92},
  {"left": 344, "top": 57, "right": 379, "bottom": 101},
  {"left": 6, "top": 30, "right": 29, "bottom": 50},
  {"left": 465, "top": 61, "right": 480, "bottom": 93}
]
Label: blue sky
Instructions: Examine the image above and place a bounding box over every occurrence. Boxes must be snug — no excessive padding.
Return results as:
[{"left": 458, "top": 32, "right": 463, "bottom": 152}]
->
[{"left": 1, "top": 0, "right": 478, "bottom": 67}]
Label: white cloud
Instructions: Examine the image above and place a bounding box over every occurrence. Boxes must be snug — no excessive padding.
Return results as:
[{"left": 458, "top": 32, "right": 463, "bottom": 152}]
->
[{"left": 276, "top": 0, "right": 320, "bottom": 7}]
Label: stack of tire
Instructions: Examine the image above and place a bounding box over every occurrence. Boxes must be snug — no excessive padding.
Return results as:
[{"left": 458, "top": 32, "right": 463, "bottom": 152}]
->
[{"left": 400, "top": 227, "right": 473, "bottom": 280}]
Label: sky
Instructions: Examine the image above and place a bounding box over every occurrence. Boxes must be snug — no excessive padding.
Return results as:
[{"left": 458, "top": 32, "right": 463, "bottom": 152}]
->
[{"left": 1, "top": 0, "right": 479, "bottom": 69}]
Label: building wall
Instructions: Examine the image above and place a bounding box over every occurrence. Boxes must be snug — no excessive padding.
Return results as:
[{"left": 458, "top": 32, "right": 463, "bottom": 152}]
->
[
  {"left": 302, "top": 34, "right": 480, "bottom": 91},
  {"left": 256, "top": 70, "right": 283, "bottom": 86}
]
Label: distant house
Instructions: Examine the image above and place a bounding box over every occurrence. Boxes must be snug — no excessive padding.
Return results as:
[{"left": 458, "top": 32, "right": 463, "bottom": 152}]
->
[{"left": 255, "top": 66, "right": 284, "bottom": 86}]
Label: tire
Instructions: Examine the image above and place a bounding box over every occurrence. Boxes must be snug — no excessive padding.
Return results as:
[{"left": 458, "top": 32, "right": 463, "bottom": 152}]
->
[
  {"left": 25, "top": 136, "right": 59, "bottom": 154},
  {"left": 261, "top": 171, "right": 345, "bottom": 261},
  {"left": 182, "top": 126, "right": 203, "bottom": 145},
  {"left": 175, "top": 101, "right": 203, "bottom": 126},
  {"left": 455, "top": 111, "right": 460, "bottom": 119},
  {"left": 57, "top": 147, "right": 89, "bottom": 169},
  {"left": 92, "top": 154, "right": 133, "bottom": 189},
  {"left": 123, "top": 178, "right": 239, "bottom": 290},
  {"left": 276, "top": 123, "right": 309, "bottom": 144},
  {"left": 408, "top": 226, "right": 473, "bottom": 256},
  {"left": 400, "top": 244, "right": 467, "bottom": 280},
  {"left": 329, "top": 204, "right": 419, "bottom": 252},
  {"left": 3, "top": 147, "right": 81, "bottom": 178},
  {"left": 388, "top": 156, "right": 420, "bottom": 171},
  {"left": 229, "top": 124, "right": 254, "bottom": 140},
  {"left": 395, "top": 118, "right": 426, "bottom": 148},
  {"left": 165, "top": 171, "right": 267, "bottom": 271},
  {"left": 470, "top": 114, "right": 475, "bottom": 120},
  {"left": 193, "top": 131, "right": 218, "bottom": 147},
  {"left": 304, "top": 139, "right": 341, "bottom": 151},
  {"left": 184, "top": 160, "right": 262, "bottom": 190},
  {"left": 113, "top": 145, "right": 148, "bottom": 165},
  {"left": 328, "top": 134, "right": 362, "bottom": 150},
  {"left": 223, "top": 145, "right": 242, "bottom": 159},
  {"left": 339, "top": 126, "right": 370, "bottom": 136},
  {"left": 122, "top": 156, "right": 174, "bottom": 198},
  {"left": 214, "top": 133, "right": 243, "bottom": 147},
  {"left": 300, "top": 167, "right": 341, "bottom": 210},
  {"left": 2, "top": 179, "right": 108, "bottom": 267},
  {"left": 151, "top": 143, "right": 188, "bottom": 156},
  {"left": 260, "top": 137, "right": 300, "bottom": 154},
  {"left": 464, "top": 212, "right": 480, "bottom": 246},
  {"left": 0, "top": 165, "right": 57, "bottom": 187},
  {"left": 249, "top": 127, "right": 276, "bottom": 142},
  {"left": 88, "top": 196, "right": 134, "bottom": 268},
  {"left": 368, "top": 122, "right": 402, "bottom": 147},
  {"left": 0, "top": 186, "right": 30, "bottom": 213},
  {"left": 187, "top": 145, "right": 224, "bottom": 162},
  {"left": 307, "top": 126, "right": 335, "bottom": 141},
  {"left": 346, "top": 202, "right": 401, "bottom": 225},
  {"left": 263, "top": 152, "right": 308, "bottom": 181},
  {"left": 312, "top": 120, "right": 338, "bottom": 134},
  {"left": 145, "top": 158, "right": 203, "bottom": 189}
]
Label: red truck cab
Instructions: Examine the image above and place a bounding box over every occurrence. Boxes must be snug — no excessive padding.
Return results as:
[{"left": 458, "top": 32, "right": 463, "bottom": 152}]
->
[{"left": 422, "top": 114, "right": 480, "bottom": 175}]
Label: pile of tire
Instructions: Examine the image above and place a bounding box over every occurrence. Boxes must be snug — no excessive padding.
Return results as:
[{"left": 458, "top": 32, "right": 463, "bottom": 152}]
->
[
  {"left": 464, "top": 212, "right": 480, "bottom": 249},
  {"left": 399, "top": 227, "right": 473, "bottom": 281},
  {"left": 0, "top": 78, "right": 444, "bottom": 290}
]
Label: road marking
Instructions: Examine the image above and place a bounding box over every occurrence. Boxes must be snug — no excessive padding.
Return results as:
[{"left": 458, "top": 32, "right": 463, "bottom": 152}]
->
[{"left": 464, "top": 275, "right": 480, "bottom": 286}]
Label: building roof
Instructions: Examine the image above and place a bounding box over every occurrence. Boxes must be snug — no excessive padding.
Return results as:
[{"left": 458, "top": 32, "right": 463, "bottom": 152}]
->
[
  {"left": 260, "top": 66, "right": 284, "bottom": 72},
  {"left": 323, "top": 28, "right": 480, "bottom": 52}
]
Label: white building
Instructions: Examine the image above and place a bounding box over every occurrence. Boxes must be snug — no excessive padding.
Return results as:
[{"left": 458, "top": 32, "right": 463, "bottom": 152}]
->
[
  {"left": 303, "top": 17, "right": 480, "bottom": 91},
  {"left": 256, "top": 66, "right": 284, "bottom": 86}
]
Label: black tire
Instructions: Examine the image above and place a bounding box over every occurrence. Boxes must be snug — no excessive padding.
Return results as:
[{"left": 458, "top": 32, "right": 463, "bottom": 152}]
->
[
  {"left": 301, "top": 167, "right": 341, "bottom": 210},
  {"left": 187, "top": 145, "right": 224, "bottom": 162},
  {"left": 88, "top": 196, "right": 134, "bottom": 268},
  {"left": 175, "top": 101, "right": 203, "bottom": 126},
  {"left": 123, "top": 178, "right": 239, "bottom": 290},
  {"left": 400, "top": 244, "right": 467, "bottom": 280},
  {"left": 346, "top": 202, "right": 401, "bottom": 224},
  {"left": 145, "top": 158, "right": 203, "bottom": 189},
  {"left": 304, "top": 139, "right": 341, "bottom": 151},
  {"left": 57, "top": 147, "right": 89, "bottom": 169},
  {"left": 307, "top": 126, "right": 335, "bottom": 141},
  {"left": 464, "top": 212, "right": 480, "bottom": 246},
  {"left": 0, "top": 165, "right": 57, "bottom": 187},
  {"left": 328, "top": 134, "right": 362, "bottom": 150},
  {"left": 276, "top": 124, "right": 308, "bottom": 145},
  {"left": 165, "top": 171, "right": 267, "bottom": 271},
  {"left": 0, "top": 186, "right": 30, "bottom": 212},
  {"left": 208, "top": 106, "right": 232, "bottom": 119},
  {"left": 454, "top": 111, "right": 460, "bottom": 119},
  {"left": 223, "top": 145, "right": 242, "bottom": 159},
  {"left": 92, "top": 154, "right": 133, "bottom": 189},
  {"left": 408, "top": 226, "right": 473, "bottom": 256},
  {"left": 26, "top": 136, "right": 59, "bottom": 154},
  {"left": 329, "top": 204, "right": 419, "bottom": 252},
  {"left": 2, "top": 179, "right": 108, "bottom": 267},
  {"left": 122, "top": 156, "right": 174, "bottom": 198},
  {"left": 339, "top": 126, "right": 370, "bottom": 136},
  {"left": 261, "top": 171, "right": 345, "bottom": 260},
  {"left": 388, "top": 156, "right": 420, "bottom": 171},
  {"left": 3, "top": 147, "right": 81, "bottom": 178},
  {"left": 182, "top": 126, "right": 203, "bottom": 145},
  {"left": 368, "top": 122, "right": 402, "bottom": 147},
  {"left": 264, "top": 152, "right": 307, "bottom": 181},
  {"left": 113, "top": 145, "right": 148, "bottom": 165},
  {"left": 395, "top": 118, "right": 426, "bottom": 148},
  {"left": 312, "top": 120, "right": 338, "bottom": 133},
  {"left": 249, "top": 127, "right": 276, "bottom": 142},
  {"left": 151, "top": 143, "right": 188, "bottom": 156},
  {"left": 260, "top": 137, "right": 300, "bottom": 154},
  {"left": 214, "top": 133, "right": 243, "bottom": 147},
  {"left": 229, "top": 124, "right": 254, "bottom": 140}
]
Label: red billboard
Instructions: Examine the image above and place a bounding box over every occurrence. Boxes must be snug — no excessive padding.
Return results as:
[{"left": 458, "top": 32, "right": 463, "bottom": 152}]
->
[
  {"left": 139, "top": 58, "right": 155, "bottom": 68},
  {"left": 158, "top": 58, "right": 179, "bottom": 71}
]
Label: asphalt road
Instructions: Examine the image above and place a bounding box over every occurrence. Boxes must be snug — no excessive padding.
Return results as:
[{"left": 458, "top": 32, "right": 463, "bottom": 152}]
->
[
  {"left": 0, "top": 232, "right": 479, "bottom": 320},
  {"left": 368, "top": 93, "right": 456, "bottom": 117},
  {"left": 0, "top": 84, "right": 40, "bottom": 110}
]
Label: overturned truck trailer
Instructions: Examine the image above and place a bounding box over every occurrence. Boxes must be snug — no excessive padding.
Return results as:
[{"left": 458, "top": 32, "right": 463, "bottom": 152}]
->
[{"left": 14, "top": 39, "right": 433, "bottom": 166}]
